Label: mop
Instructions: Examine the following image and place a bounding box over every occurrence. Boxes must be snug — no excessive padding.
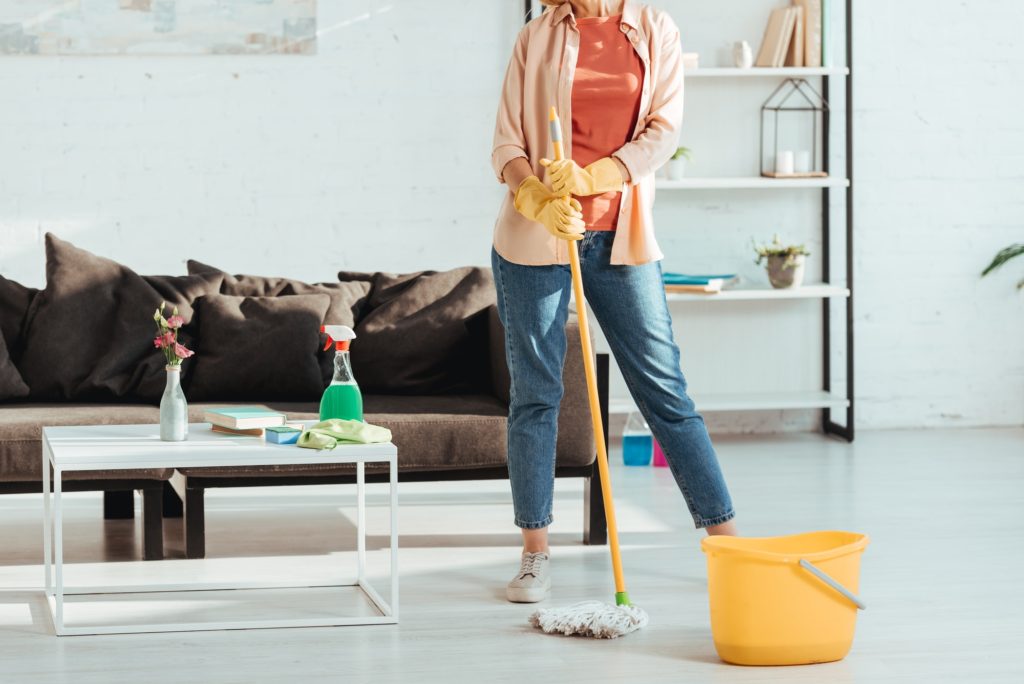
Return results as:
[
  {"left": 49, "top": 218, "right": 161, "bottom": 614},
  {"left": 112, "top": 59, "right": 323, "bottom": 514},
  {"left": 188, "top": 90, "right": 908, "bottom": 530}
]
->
[{"left": 528, "top": 107, "right": 649, "bottom": 639}]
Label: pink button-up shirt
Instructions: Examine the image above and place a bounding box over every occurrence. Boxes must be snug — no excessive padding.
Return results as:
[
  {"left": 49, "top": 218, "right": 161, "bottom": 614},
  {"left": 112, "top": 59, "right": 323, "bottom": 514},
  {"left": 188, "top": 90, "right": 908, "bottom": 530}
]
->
[{"left": 491, "top": 1, "right": 684, "bottom": 266}]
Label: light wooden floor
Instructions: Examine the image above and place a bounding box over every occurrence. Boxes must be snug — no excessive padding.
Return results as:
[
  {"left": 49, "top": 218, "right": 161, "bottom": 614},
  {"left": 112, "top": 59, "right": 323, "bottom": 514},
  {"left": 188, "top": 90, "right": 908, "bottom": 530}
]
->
[{"left": 1, "top": 428, "right": 1022, "bottom": 683}]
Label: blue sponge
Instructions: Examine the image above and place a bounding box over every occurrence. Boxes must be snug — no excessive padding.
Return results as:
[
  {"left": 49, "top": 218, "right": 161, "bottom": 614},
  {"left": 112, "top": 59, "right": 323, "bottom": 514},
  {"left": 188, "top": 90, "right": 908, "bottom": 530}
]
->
[{"left": 266, "top": 426, "right": 302, "bottom": 445}]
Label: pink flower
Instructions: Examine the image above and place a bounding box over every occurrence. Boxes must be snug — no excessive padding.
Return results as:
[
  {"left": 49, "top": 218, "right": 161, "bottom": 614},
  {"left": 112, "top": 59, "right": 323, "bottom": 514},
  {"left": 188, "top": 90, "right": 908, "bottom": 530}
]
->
[
  {"left": 154, "top": 332, "right": 174, "bottom": 349},
  {"left": 166, "top": 315, "right": 185, "bottom": 329},
  {"left": 173, "top": 342, "right": 195, "bottom": 359}
]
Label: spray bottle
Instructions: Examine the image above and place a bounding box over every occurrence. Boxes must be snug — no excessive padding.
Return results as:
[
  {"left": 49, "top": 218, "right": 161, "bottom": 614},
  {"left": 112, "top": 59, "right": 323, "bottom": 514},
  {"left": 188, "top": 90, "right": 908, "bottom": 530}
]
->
[{"left": 319, "top": 325, "right": 363, "bottom": 422}]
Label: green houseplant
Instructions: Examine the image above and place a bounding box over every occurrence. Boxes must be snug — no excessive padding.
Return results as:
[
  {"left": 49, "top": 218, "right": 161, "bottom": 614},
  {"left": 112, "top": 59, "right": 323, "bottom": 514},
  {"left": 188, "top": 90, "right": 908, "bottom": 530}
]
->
[
  {"left": 754, "top": 235, "right": 810, "bottom": 289},
  {"left": 981, "top": 244, "right": 1024, "bottom": 289},
  {"left": 666, "top": 146, "right": 692, "bottom": 180}
]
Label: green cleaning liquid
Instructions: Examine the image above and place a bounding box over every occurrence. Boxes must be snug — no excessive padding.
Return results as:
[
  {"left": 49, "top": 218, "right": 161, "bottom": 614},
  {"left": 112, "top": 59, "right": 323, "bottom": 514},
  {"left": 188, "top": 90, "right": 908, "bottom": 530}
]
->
[
  {"left": 319, "top": 382, "right": 363, "bottom": 422},
  {"left": 319, "top": 325, "right": 363, "bottom": 422}
]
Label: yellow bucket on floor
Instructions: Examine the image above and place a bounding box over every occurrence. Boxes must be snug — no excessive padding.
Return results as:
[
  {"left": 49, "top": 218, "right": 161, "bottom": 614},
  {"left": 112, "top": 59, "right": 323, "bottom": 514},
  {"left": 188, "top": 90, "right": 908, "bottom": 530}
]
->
[{"left": 701, "top": 531, "right": 869, "bottom": 666}]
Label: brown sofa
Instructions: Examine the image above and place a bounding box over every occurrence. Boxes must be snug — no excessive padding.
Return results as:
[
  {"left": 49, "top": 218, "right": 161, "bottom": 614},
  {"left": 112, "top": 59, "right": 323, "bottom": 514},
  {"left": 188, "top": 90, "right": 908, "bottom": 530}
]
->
[{"left": 0, "top": 235, "right": 607, "bottom": 560}]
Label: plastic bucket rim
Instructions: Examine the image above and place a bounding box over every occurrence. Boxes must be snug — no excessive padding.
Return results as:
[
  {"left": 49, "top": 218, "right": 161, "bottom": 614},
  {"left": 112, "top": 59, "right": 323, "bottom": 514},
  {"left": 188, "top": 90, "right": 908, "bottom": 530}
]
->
[{"left": 700, "top": 530, "right": 869, "bottom": 564}]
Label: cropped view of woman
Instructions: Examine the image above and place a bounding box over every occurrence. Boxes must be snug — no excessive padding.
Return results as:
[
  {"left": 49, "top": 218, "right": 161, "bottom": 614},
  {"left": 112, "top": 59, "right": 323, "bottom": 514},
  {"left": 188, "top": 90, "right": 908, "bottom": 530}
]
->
[{"left": 491, "top": 0, "right": 738, "bottom": 604}]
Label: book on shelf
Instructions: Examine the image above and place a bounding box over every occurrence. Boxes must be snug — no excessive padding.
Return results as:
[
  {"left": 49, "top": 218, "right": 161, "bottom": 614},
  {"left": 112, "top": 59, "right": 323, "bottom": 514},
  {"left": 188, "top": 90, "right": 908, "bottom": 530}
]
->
[
  {"left": 821, "top": 0, "right": 831, "bottom": 66},
  {"left": 663, "top": 273, "right": 738, "bottom": 294},
  {"left": 794, "top": 0, "right": 823, "bottom": 67},
  {"left": 204, "top": 406, "right": 286, "bottom": 430},
  {"left": 756, "top": 7, "right": 797, "bottom": 68},
  {"left": 785, "top": 5, "right": 805, "bottom": 67},
  {"left": 211, "top": 424, "right": 265, "bottom": 437}
]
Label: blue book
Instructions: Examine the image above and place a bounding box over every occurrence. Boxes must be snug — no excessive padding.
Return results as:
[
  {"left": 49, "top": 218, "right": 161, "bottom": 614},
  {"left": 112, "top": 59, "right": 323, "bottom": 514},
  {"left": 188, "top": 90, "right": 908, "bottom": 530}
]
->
[
  {"left": 662, "top": 273, "right": 737, "bottom": 286},
  {"left": 204, "top": 407, "right": 286, "bottom": 430}
]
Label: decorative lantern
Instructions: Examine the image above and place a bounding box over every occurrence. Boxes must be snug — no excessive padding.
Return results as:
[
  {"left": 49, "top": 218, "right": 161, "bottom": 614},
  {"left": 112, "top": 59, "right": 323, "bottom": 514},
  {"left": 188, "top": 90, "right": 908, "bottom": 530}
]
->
[{"left": 760, "top": 78, "right": 829, "bottom": 178}]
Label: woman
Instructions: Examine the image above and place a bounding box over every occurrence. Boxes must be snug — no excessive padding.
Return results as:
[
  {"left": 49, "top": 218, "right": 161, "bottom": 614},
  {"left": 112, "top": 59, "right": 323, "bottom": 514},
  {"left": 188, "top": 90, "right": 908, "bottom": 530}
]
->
[{"left": 491, "top": 0, "right": 737, "bottom": 604}]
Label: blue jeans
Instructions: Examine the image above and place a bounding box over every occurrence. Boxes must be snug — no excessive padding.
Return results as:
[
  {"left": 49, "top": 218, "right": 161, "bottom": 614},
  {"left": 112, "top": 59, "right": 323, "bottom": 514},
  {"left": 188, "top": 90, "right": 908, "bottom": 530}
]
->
[{"left": 492, "top": 231, "right": 735, "bottom": 530}]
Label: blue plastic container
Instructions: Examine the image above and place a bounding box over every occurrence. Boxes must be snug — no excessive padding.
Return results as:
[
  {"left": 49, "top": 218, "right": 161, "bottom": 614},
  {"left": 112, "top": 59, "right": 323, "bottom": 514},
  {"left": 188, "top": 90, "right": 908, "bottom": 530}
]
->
[
  {"left": 622, "top": 412, "right": 653, "bottom": 466},
  {"left": 623, "top": 433, "right": 653, "bottom": 465}
]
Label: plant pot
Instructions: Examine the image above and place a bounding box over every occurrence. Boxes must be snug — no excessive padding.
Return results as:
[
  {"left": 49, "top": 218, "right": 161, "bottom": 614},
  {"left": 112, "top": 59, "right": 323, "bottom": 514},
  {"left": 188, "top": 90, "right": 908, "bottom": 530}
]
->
[
  {"left": 160, "top": 365, "right": 188, "bottom": 441},
  {"left": 766, "top": 254, "right": 806, "bottom": 289},
  {"left": 667, "top": 157, "right": 687, "bottom": 181}
]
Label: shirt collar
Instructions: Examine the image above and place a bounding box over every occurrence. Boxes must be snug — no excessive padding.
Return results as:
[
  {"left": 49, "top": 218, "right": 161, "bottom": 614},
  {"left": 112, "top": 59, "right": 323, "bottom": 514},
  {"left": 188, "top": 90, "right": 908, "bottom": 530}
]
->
[{"left": 549, "top": 1, "right": 640, "bottom": 30}]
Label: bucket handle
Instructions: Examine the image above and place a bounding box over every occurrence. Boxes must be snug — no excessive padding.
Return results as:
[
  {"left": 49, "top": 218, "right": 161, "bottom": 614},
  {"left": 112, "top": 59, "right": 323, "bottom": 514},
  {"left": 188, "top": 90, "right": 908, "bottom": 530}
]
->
[{"left": 798, "top": 559, "right": 866, "bottom": 610}]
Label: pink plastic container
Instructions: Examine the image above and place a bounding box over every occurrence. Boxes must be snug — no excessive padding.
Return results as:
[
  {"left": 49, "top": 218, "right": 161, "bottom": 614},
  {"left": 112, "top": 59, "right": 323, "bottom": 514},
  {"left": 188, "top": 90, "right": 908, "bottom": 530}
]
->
[{"left": 653, "top": 439, "right": 668, "bottom": 467}]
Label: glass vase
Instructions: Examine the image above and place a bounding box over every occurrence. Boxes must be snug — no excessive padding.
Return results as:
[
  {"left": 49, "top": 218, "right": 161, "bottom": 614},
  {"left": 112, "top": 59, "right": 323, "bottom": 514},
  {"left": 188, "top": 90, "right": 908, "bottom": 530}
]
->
[{"left": 160, "top": 365, "right": 188, "bottom": 441}]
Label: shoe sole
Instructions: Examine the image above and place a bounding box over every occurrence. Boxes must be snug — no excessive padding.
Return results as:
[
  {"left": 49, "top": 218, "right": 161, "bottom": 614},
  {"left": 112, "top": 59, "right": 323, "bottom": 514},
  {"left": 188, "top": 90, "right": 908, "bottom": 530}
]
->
[{"left": 506, "top": 584, "right": 551, "bottom": 603}]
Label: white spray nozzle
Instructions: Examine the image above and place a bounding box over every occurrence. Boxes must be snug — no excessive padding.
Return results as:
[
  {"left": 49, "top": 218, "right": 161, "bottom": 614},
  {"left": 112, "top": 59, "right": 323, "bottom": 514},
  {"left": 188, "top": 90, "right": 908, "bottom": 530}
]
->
[{"left": 322, "top": 325, "right": 356, "bottom": 351}]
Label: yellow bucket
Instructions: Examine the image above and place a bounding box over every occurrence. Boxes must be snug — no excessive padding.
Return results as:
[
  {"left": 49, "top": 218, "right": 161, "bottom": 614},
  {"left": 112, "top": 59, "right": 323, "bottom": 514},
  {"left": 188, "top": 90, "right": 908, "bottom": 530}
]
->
[{"left": 701, "top": 531, "right": 869, "bottom": 666}]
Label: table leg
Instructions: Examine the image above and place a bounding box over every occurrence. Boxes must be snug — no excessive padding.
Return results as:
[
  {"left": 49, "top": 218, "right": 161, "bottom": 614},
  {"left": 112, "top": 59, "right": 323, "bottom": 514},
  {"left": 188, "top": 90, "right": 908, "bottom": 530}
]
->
[
  {"left": 390, "top": 455, "right": 398, "bottom": 619},
  {"left": 42, "top": 440, "right": 51, "bottom": 595},
  {"left": 53, "top": 468, "right": 64, "bottom": 634},
  {"left": 356, "top": 461, "right": 365, "bottom": 581}
]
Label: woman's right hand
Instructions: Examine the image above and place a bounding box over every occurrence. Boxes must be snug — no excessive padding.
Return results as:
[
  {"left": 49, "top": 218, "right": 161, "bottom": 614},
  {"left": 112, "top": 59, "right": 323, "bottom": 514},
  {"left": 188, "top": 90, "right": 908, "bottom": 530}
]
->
[{"left": 514, "top": 176, "right": 585, "bottom": 242}]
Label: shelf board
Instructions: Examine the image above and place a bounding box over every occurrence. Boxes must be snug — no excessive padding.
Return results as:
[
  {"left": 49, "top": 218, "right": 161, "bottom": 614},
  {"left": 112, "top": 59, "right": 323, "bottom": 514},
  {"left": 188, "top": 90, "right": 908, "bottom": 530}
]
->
[
  {"left": 686, "top": 67, "right": 849, "bottom": 78},
  {"left": 666, "top": 283, "right": 849, "bottom": 302},
  {"left": 657, "top": 177, "right": 850, "bottom": 189},
  {"left": 610, "top": 391, "right": 850, "bottom": 415}
]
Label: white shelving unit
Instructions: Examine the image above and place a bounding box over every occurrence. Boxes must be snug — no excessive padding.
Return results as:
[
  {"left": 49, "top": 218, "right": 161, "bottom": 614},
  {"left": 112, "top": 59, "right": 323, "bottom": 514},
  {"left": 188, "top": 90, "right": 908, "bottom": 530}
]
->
[
  {"left": 685, "top": 67, "right": 849, "bottom": 78},
  {"left": 665, "top": 283, "right": 849, "bottom": 302},
  {"left": 611, "top": 390, "right": 849, "bottom": 416},
  {"left": 656, "top": 177, "right": 849, "bottom": 189}
]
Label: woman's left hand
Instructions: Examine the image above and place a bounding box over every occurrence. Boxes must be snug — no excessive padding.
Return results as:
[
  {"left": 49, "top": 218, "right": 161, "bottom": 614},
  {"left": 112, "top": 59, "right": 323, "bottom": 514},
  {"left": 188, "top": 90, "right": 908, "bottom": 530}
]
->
[{"left": 541, "top": 157, "right": 624, "bottom": 197}]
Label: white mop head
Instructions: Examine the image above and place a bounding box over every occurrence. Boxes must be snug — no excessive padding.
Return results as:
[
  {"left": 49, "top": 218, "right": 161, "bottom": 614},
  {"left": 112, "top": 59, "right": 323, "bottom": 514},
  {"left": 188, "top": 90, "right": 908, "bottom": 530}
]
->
[{"left": 529, "top": 601, "right": 649, "bottom": 639}]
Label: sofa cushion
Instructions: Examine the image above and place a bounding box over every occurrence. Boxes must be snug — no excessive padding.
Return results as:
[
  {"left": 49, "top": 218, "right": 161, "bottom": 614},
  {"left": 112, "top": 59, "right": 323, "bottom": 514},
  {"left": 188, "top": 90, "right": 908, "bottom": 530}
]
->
[
  {"left": 187, "top": 260, "right": 372, "bottom": 383},
  {"left": 0, "top": 404, "right": 173, "bottom": 482},
  {"left": 0, "top": 274, "right": 38, "bottom": 362},
  {"left": 187, "top": 294, "right": 332, "bottom": 401},
  {"left": 345, "top": 267, "right": 496, "bottom": 395},
  {"left": 17, "top": 234, "right": 224, "bottom": 402},
  {"left": 0, "top": 332, "right": 30, "bottom": 401}
]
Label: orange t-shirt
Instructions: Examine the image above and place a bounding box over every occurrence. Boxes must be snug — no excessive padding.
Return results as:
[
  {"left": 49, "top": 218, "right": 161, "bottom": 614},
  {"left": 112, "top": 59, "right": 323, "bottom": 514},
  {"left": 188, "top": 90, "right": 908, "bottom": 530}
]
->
[{"left": 571, "top": 15, "right": 644, "bottom": 231}]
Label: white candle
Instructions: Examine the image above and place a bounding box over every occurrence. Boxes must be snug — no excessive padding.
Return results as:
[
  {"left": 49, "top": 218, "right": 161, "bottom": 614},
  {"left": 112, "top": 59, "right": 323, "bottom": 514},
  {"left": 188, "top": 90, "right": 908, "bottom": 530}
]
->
[
  {"left": 775, "top": 150, "right": 795, "bottom": 175},
  {"left": 795, "top": 150, "right": 812, "bottom": 173}
]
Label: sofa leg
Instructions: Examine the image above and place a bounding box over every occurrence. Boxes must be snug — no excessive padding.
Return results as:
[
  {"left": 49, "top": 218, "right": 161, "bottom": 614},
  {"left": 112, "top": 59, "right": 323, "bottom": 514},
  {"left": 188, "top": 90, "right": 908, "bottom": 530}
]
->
[
  {"left": 162, "top": 481, "right": 183, "bottom": 518},
  {"left": 184, "top": 485, "right": 206, "bottom": 559},
  {"left": 584, "top": 468, "right": 608, "bottom": 546},
  {"left": 585, "top": 352, "right": 610, "bottom": 546},
  {"left": 141, "top": 486, "right": 164, "bottom": 561},
  {"left": 103, "top": 490, "right": 134, "bottom": 520}
]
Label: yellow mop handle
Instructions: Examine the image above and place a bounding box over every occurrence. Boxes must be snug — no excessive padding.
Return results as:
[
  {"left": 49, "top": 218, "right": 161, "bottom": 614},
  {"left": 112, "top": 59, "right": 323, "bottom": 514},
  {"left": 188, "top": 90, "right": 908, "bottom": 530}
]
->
[{"left": 548, "top": 107, "right": 630, "bottom": 605}]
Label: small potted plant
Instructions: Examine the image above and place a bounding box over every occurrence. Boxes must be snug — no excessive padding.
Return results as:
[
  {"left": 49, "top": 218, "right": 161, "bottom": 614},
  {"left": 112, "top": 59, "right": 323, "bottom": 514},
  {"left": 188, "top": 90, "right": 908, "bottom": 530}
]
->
[
  {"left": 666, "top": 146, "right": 692, "bottom": 181},
  {"left": 153, "top": 302, "right": 195, "bottom": 441},
  {"left": 981, "top": 243, "right": 1024, "bottom": 289},
  {"left": 754, "top": 235, "right": 810, "bottom": 289}
]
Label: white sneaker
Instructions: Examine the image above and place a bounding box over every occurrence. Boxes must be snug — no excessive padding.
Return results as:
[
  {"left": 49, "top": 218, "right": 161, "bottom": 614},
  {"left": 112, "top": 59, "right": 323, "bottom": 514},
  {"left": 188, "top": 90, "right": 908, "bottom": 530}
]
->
[{"left": 506, "top": 551, "right": 551, "bottom": 603}]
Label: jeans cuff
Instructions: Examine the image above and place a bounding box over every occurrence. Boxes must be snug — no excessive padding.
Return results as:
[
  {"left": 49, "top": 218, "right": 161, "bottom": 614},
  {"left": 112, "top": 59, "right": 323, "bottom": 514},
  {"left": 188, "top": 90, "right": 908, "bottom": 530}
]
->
[
  {"left": 695, "top": 509, "right": 735, "bottom": 529},
  {"left": 515, "top": 515, "right": 553, "bottom": 530}
]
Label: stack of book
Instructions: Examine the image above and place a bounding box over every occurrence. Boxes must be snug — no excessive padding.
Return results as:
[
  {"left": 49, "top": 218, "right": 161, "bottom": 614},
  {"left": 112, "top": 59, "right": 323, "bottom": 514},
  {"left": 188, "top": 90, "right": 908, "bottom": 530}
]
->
[
  {"left": 663, "top": 273, "right": 739, "bottom": 295},
  {"left": 205, "top": 407, "right": 286, "bottom": 436},
  {"left": 755, "top": 0, "right": 826, "bottom": 68}
]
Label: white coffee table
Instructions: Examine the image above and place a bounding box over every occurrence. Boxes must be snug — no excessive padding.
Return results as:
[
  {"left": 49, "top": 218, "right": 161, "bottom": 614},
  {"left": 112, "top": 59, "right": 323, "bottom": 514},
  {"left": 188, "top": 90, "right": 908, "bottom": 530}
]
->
[{"left": 41, "top": 423, "right": 398, "bottom": 636}]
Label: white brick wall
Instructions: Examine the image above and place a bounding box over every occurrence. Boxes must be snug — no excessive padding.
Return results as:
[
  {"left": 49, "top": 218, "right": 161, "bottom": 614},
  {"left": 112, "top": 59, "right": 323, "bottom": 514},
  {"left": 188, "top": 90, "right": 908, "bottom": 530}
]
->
[{"left": 1, "top": 1, "right": 1021, "bottom": 428}]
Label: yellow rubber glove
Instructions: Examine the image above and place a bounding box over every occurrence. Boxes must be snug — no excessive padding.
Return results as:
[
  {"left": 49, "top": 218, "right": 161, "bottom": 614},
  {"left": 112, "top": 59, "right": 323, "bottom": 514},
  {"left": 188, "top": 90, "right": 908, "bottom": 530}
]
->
[
  {"left": 514, "top": 176, "right": 585, "bottom": 241},
  {"left": 540, "top": 157, "right": 624, "bottom": 197}
]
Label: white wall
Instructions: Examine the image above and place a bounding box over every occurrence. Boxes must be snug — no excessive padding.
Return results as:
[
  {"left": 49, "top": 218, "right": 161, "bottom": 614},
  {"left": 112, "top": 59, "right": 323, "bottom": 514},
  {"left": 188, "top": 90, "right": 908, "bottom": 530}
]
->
[{"left": 1, "top": 1, "right": 1021, "bottom": 429}]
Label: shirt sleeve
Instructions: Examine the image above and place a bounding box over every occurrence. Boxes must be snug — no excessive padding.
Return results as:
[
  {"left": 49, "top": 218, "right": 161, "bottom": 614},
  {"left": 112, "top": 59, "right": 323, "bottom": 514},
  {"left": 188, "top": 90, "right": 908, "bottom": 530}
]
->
[
  {"left": 491, "top": 27, "right": 531, "bottom": 184},
  {"left": 612, "top": 14, "right": 684, "bottom": 183}
]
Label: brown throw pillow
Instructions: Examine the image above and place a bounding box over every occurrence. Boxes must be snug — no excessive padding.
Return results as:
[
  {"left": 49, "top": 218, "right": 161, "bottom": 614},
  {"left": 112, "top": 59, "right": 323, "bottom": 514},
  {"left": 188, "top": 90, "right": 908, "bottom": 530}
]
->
[
  {"left": 187, "top": 294, "right": 331, "bottom": 401},
  {"left": 348, "top": 267, "right": 496, "bottom": 394},
  {"left": 0, "top": 332, "right": 30, "bottom": 401},
  {"left": 186, "top": 260, "right": 372, "bottom": 383},
  {"left": 17, "top": 234, "right": 225, "bottom": 401},
  {"left": 0, "top": 274, "right": 39, "bottom": 363}
]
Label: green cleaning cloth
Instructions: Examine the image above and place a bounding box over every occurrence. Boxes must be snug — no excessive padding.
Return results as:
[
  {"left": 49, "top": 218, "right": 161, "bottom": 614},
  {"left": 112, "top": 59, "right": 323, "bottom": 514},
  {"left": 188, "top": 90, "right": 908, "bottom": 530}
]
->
[{"left": 296, "top": 419, "right": 393, "bottom": 451}]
